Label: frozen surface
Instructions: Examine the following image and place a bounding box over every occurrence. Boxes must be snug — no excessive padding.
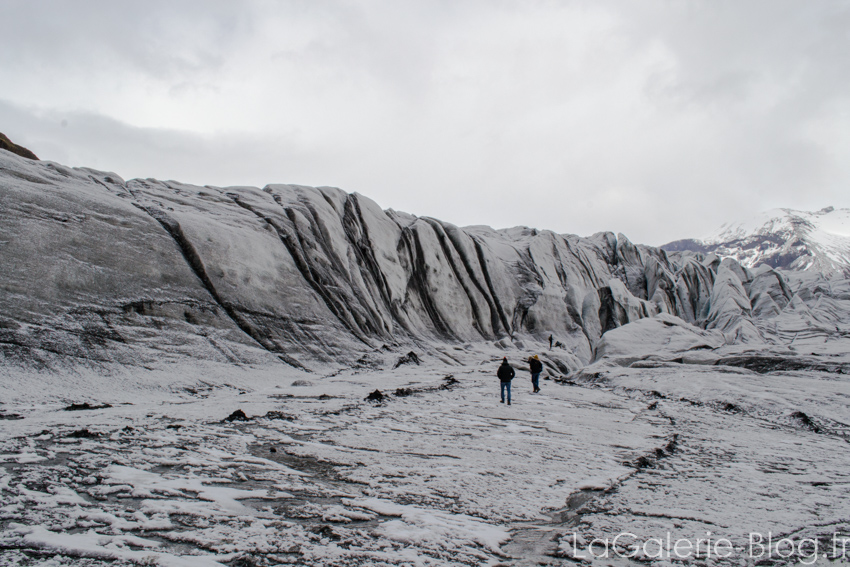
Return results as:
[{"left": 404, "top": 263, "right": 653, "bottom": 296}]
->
[
  {"left": 3, "top": 149, "right": 850, "bottom": 565},
  {"left": 2, "top": 336, "right": 849, "bottom": 566},
  {"left": 0, "top": 350, "right": 668, "bottom": 566}
]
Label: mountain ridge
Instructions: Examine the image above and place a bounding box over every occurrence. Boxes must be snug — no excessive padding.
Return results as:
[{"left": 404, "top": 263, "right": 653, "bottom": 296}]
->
[{"left": 663, "top": 206, "right": 850, "bottom": 275}]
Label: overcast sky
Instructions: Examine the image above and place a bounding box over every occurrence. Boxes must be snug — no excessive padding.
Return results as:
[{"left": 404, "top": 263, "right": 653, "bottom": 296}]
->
[{"left": 2, "top": 1, "right": 849, "bottom": 245}]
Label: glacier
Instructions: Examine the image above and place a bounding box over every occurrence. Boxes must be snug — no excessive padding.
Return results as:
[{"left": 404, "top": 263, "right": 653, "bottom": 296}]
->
[
  {"left": 2, "top": 147, "right": 850, "bottom": 566},
  {"left": 1, "top": 149, "right": 825, "bottom": 375}
]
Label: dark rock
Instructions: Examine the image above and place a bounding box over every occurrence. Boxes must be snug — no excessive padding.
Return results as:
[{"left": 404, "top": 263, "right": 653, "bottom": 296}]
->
[
  {"left": 66, "top": 429, "right": 99, "bottom": 439},
  {"left": 311, "top": 525, "right": 341, "bottom": 540},
  {"left": 0, "top": 413, "right": 24, "bottom": 420},
  {"left": 230, "top": 555, "right": 262, "bottom": 567},
  {"left": 439, "top": 374, "right": 459, "bottom": 390},
  {"left": 264, "top": 410, "right": 296, "bottom": 421},
  {"left": 166, "top": 424, "right": 182, "bottom": 430},
  {"left": 632, "top": 456, "right": 654, "bottom": 469},
  {"left": 322, "top": 405, "right": 359, "bottom": 416},
  {"left": 269, "top": 446, "right": 277, "bottom": 453},
  {"left": 64, "top": 402, "right": 113, "bottom": 411},
  {"left": 0, "top": 132, "right": 38, "bottom": 160},
  {"left": 365, "top": 389, "right": 384, "bottom": 401},
  {"left": 394, "top": 387, "right": 414, "bottom": 397},
  {"left": 355, "top": 353, "right": 383, "bottom": 370},
  {"left": 393, "top": 351, "right": 420, "bottom": 369},
  {"left": 223, "top": 409, "right": 250, "bottom": 422},
  {"left": 790, "top": 411, "right": 822, "bottom": 433},
  {"left": 318, "top": 394, "right": 333, "bottom": 400}
]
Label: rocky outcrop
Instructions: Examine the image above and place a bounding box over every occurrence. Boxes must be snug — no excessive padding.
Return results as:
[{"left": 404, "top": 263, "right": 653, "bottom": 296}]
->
[{"left": 0, "top": 133, "right": 38, "bottom": 160}]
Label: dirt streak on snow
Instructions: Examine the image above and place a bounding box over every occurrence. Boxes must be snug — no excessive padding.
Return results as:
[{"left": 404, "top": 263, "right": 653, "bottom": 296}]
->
[{"left": 1, "top": 339, "right": 849, "bottom": 566}]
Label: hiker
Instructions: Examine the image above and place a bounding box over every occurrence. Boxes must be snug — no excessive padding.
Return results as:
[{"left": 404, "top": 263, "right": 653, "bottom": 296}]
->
[
  {"left": 528, "top": 355, "right": 543, "bottom": 393},
  {"left": 548, "top": 335, "right": 553, "bottom": 349},
  {"left": 497, "top": 357, "right": 515, "bottom": 405}
]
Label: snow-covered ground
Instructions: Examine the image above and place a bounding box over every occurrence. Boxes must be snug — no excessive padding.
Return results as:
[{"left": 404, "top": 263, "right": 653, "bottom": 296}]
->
[
  {"left": 2, "top": 339, "right": 848, "bottom": 566},
  {"left": 0, "top": 347, "right": 658, "bottom": 566}
]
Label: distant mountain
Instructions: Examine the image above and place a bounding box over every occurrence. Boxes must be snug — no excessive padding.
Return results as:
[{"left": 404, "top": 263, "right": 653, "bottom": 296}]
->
[{"left": 663, "top": 207, "right": 850, "bottom": 274}]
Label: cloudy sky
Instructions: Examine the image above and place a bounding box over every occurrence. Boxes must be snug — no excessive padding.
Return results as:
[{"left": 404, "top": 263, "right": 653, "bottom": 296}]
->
[{"left": 2, "top": 1, "right": 849, "bottom": 245}]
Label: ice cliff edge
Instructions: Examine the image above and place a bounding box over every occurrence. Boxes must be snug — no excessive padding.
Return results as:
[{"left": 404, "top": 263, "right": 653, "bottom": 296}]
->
[{"left": 0, "top": 148, "right": 793, "bottom": 372}]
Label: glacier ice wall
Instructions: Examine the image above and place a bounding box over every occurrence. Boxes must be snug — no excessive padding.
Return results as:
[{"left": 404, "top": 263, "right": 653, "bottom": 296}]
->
[{"left": 0, "top": 150, "right": 806, "bottom": 372}]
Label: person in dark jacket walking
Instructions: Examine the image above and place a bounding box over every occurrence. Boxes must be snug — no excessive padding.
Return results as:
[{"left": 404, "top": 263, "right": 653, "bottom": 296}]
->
[
  {"left": 548, "top": 335, "right": 553, "bottom": 350},
  {"left": 528, "top": 355, "right": 542, "bottom": 393},
  {"left": 497, "top": 357, "right": 515, "bottom": 405}
]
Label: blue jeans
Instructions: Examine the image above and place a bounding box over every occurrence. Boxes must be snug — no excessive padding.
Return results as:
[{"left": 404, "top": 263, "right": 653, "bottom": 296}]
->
[
  {"left": 500, "top": 381, "right": 512, "bottom": 403},
  {"left": 531, "top": 372, "right": 540, "bottom": 391}
]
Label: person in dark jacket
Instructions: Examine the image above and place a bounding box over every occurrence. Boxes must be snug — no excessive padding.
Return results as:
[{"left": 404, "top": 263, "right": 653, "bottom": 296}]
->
[
  {"left": 528, "top": 355, "right": 543, "bottom": 393},
  {"left": 497, "top": 357, "right": 515, "bottom": 405}
]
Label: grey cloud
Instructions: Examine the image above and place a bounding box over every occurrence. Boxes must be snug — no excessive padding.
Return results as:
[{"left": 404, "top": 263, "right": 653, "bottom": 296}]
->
[
  {"left": 0, "top": 0, "right": 243, "bottom": 78},
  {"left": 0, "top": 100, "right": 323, "bottom": 189},
  {"left": 2, "top": 1, "right": 849, "bottom": 245}
]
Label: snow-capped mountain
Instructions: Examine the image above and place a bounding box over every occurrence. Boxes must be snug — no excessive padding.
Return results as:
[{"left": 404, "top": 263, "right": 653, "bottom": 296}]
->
[{"left": 663, "top": 206, "right": 850, "bottom": 274}]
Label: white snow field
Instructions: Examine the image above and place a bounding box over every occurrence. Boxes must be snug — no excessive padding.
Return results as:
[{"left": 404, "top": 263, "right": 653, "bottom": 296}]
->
[{"left": 1, "top": 336, "right": 849, "bottom": 566}]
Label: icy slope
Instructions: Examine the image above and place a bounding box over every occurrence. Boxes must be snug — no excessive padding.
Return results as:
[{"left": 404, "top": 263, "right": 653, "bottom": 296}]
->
[
  {"left": 0, "top": 148, "right": 814, "bottom": 372},
  {"left": 664, "top": 206, "right": 850, "bottom": 274}
]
